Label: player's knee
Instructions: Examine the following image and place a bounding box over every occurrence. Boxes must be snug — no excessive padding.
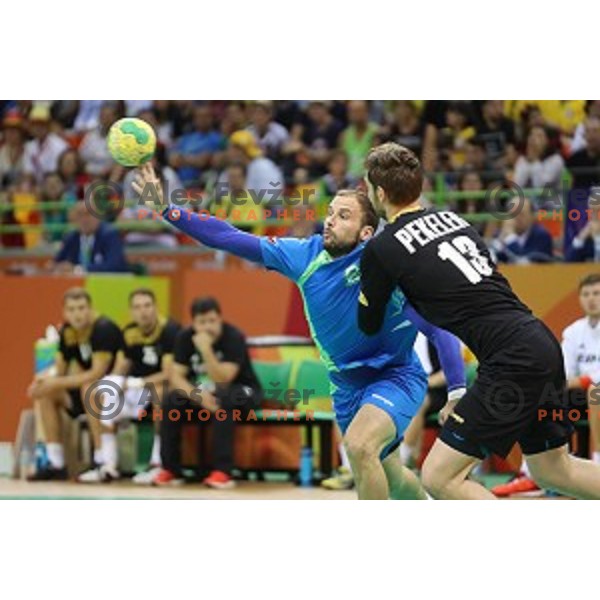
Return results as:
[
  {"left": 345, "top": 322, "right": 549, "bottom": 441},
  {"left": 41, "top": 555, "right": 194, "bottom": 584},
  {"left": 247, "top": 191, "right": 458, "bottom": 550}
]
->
[
  {"left": 421, "top": 462, "right": 449, "bottom": 499},
  {"left": 37, "top": 393, "right": 57, "bottom": 407},
  {"left": 527, "top": 449, "right": 572, "bottom": 491},
  {"left": 528, "top": 462, "right": 568, "bottom": 491},
  {"left": 344, "top": 433, "right": 379, "bottom": 465}
]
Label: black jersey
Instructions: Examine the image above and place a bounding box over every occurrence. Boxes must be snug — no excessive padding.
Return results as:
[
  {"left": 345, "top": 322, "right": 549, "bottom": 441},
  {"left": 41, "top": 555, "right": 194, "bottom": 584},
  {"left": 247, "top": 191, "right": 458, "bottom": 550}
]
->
[
  {"left": 358, "top": 207, "right": 538, "bottom": 361},
  {"left": 122, "top": 317, "right": 181, "bottom": 378},
  {"left": 58, "top": 316, "right": 123, "bottom": 371},
  {"left": 174, "top": 323, "right": 261, "bottom": 391}
]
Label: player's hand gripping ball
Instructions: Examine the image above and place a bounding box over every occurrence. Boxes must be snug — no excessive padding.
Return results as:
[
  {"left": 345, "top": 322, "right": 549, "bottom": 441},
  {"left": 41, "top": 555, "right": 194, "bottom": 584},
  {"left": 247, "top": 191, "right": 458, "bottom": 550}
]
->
[{"left": 107, "top": 118, "right": 156, "bottom": 167}]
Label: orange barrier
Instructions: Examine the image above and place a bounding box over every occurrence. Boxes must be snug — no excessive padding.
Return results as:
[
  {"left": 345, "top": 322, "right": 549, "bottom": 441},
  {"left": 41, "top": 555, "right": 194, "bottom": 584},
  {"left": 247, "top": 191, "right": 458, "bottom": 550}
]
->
[
  {"left": 499, "top": 263, "right": 597, "bottom": 340},
  {"left": 0, "top": 275, "right": 84, "bottom": 441}
]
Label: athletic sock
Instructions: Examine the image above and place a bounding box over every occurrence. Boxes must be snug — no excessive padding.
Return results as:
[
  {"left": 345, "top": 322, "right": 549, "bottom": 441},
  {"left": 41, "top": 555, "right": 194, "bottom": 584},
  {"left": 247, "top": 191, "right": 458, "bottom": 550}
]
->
[
  {"left": 338, "top": 443, "right": 351, "bottom": 472},
  {"left": 101, "top": 433, "right": 118, "bottom": 470},
  {"left": 93, "top": 448, "right": 104, "bottom": 467},
  {"left": 399, "top": 442, "right": 416, "bottom": 465},
  {"left": 593, "top": 452, "right": 600, "bottom": 464},
  {"left": 46, "top": 443, "right": 65, "bottom": 469},
  {"left": 150, "top": 435, "right": 161, "bottom": 467}
]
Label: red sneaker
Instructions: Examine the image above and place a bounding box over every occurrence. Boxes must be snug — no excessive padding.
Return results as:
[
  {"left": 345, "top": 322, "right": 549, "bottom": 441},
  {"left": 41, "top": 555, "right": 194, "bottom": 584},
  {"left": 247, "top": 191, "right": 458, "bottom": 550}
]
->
[
  {"left": 491, "top": 475, "right": 542, "bottom": 497},
  {"left": 152, "top": 468, "right": 184, "bottom": 486},
  {"left": 203, "top": 470, "right": 235, "bottom": 489}
]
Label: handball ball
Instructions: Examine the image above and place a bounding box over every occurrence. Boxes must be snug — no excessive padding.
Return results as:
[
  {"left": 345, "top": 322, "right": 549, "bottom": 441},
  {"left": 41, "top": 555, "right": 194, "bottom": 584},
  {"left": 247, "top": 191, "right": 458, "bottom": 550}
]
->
[{"left": 107, "top": 117, "right": 156, "bottom": 167}]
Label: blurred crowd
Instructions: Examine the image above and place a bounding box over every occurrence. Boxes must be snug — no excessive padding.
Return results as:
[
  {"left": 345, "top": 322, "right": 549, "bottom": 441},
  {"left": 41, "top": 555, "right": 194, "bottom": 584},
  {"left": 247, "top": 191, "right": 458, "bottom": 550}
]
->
[{"left": 1, "top": 100, "right": 599, "bottom": 264}]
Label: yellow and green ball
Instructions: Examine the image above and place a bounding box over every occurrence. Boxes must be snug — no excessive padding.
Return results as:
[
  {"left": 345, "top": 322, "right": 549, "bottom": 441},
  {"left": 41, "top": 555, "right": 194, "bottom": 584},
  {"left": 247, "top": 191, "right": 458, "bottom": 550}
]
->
[{"left": 107, "top": 117, "right": 156, "bottom": 167}]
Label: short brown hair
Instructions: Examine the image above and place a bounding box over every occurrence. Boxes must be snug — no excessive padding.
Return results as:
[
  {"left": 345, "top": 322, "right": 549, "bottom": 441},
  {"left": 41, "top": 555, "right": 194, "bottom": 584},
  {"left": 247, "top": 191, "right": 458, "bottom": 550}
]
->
[
  {"left": 191, "top": 296, "right": 221, "bottom": 317},
  {"left": 335, "top": 189, "right": 379, "bottom": 231},
  {"left": 63, "top": 287, "right": 92, "bottom": 305},
  {"left": 365, "top": 142, "right": 423, "bottom": 207},
  {"left": 129, "top": 287, "right": 156, "bottom": 304},
  {"left": 579, "top": 273, "right": 600, "bottom": 291}
]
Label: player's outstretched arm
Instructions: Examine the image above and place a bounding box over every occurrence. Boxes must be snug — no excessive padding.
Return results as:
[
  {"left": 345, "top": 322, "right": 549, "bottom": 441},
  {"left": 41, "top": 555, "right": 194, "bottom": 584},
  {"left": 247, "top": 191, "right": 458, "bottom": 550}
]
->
[
  {"left": 404, "top": 303, "right": 467, "bottom": 407},
  {"left": 132, "top": 164, "right": 264, "bottom": 264}
]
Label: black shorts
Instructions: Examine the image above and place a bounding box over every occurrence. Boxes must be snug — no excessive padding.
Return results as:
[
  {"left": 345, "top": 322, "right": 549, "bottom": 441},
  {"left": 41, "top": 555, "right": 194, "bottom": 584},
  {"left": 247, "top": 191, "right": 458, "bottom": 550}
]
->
[
  {"left": 66, "top": 389, "right": 85, "bottom": 418},
  {"left": 440, "top": 320, "right": 573, "bottom": 459}
]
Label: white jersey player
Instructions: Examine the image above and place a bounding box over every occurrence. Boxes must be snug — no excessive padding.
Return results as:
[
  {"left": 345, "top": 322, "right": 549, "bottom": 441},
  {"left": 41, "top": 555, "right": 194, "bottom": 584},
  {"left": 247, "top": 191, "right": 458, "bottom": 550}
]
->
[{"left": 562, "top": 274, "right": 600, "bottom": 463}]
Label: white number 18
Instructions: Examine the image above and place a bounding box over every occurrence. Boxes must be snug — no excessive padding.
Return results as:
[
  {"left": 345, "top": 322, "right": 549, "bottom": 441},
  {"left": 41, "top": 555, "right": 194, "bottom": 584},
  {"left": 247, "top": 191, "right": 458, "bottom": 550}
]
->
[{"left": 437, "top": 236, "right": 493, "bottom": 284}]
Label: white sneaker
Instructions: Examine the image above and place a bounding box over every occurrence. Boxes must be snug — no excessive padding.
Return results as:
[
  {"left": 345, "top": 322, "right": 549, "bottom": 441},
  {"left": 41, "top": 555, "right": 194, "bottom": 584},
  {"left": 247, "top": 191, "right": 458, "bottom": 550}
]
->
[
  {"left": 100, "top": 465, "right": 120, "bottom": 481},
  {"left": 77, "top": 465, "right": 120, "bottom": 483},
  {"left": 132, "top": 466, "right": 162, "bottom": 485}
]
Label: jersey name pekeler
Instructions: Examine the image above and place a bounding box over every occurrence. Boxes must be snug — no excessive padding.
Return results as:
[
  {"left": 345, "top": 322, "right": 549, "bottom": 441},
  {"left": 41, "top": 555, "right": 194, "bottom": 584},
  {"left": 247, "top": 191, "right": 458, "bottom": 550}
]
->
[{"left": 359, "top": 208, "right": 538, "bottom": 361}]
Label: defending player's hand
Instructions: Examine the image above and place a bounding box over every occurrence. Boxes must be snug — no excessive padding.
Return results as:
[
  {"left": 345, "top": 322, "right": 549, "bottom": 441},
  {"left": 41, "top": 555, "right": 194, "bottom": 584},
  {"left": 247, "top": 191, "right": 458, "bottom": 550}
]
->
[
  {"left": 438, "top": 398, "right": 460, "bottom": 426},
  {"left": 132, "top": 163, "right": 166, "bottom": 211}
]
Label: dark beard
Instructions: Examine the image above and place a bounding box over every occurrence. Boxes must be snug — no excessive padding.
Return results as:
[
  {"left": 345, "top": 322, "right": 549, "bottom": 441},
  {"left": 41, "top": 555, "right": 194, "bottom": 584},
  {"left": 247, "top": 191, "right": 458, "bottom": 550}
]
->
[{"left": 323, "top": 235, "right": 360, "bottom": 258}]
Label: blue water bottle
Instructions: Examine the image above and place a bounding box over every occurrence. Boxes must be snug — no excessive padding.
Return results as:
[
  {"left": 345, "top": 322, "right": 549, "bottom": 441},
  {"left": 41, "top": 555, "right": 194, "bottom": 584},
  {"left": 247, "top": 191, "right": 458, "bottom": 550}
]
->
[
  {"left": 299, "top": 447, "right": 313, "bottom": 487},
  {"left": 35, "top": 442, "right": 49, "bottom": 471}
]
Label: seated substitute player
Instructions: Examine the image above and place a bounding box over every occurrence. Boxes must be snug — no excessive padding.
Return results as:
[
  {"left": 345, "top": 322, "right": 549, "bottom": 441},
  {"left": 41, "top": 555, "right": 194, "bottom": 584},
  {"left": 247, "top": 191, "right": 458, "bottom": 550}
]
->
[
  {"left": 155, "top": 297, "right": 262, "bottom": 489},
  {"left": 358, "top": 142, "right": 600, "bottom": 499},
  {"left": 27, "top": 288, "right": 123, "bottom": 480},
  {"left": 492, "top": 273, "right": 600, "bottom": 497},
  {"left": 133, "top": 163, "right": 466, "bottom": 500},
  {"left": 78, "top": 288, "right": 181, "bottom": 484}
]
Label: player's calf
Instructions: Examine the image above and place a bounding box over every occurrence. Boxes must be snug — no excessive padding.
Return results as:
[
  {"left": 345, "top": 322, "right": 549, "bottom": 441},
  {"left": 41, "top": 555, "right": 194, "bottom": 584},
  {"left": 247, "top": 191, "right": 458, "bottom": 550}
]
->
[
  {"left": 526, "top": 445, "right": 600, "bottom": 499},
  {"left": 35, "top": 392, "right": 68, "bottom": 443},
  {"left": 382, "top": 450, "right": 427, "bottom": 500}
]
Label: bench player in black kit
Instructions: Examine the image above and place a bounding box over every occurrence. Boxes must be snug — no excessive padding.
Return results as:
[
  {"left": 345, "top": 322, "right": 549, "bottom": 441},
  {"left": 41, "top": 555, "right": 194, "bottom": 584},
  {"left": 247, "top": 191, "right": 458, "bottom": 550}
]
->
[{"left": 358, "top": 142, "right": 600, "bottom": 499}]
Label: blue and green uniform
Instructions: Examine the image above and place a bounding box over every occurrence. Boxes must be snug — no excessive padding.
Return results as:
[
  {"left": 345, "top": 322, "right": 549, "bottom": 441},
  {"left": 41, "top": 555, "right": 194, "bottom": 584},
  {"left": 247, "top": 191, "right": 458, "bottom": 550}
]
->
[{"left": 164, "top": 206, "right": 465, "bottom": 455}]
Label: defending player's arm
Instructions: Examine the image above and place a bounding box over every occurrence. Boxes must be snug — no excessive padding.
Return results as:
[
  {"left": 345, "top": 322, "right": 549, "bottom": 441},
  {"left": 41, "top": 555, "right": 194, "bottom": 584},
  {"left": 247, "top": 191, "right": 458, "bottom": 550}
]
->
[
  {"left": 358, "top": 240, "right": 396, "bottom": 335},
  {"left": 404, "top": 303, "right": 467, "bottom": 404}
]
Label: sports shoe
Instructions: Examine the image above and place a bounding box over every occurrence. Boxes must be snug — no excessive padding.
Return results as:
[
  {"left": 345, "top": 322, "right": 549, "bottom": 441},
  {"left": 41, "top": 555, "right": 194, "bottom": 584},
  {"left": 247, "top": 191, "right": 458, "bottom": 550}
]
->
[
  {"left": 77, "top": 465, "right": 120, "bottom": 483},
  {"left": 27, "top": 466, "right": 68, "bottom": 481},
  {"left": 491, "top": 475, "right": 542, "bottom": 497},
  {"left": 321, "top": 467, "right": 354, "bottom": 490},
  {"left": 132, "top": 466, "right": 162, "bottom": 485},
  {"left": 203, "top": 470, "right": 235, "bottom": 489},
  {"left": 152, "top": 468, "right": 184, "bottom": 486}
]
